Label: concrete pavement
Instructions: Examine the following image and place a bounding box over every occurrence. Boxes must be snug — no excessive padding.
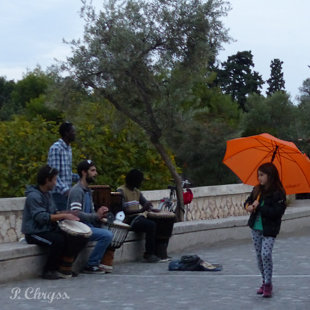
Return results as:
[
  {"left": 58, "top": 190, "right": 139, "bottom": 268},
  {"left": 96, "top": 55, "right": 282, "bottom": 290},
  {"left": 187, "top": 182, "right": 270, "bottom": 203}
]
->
[{"left": 1, "top": 228, "right": 310, "bottom": 310}]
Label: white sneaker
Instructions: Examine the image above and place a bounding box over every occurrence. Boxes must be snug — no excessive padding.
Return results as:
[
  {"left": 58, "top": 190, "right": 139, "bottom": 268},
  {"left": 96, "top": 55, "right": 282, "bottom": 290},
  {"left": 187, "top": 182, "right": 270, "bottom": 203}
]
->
[{"left": 99, "top": 264, "right": 113, "bottom": 273}]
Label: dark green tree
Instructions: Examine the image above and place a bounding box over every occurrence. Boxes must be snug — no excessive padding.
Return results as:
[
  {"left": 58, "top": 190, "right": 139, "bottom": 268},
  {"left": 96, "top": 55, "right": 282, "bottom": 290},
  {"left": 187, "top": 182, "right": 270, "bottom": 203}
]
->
[
  {"left": 295, "top": 78, "right": 310, "bottom": 155},
  {"left": 165, "top": 74, "right": 241, "bottom": 186},
  {"left": 0, "top": 68, "right": 51, "bottom": 120},
  {"left": 266, "top": 58, "right": 285, "bottom": 96},
  {"left": 63, "top": 0, "right": 231, "bottom": 219},
  {"left": 217, "top": 51, "right": 264, "bottom": 111},
  {"left": 241, "top": 92, "right": 297, "bottom": 141},
  {"left": 11, "top": 68, "right": 49, "bottom": 108},
  {"left": 0, "top": 77, "right": 15, "bottom": 109},
  {"left": 298, "top": 78, "right": 310, "bottom": 99}
]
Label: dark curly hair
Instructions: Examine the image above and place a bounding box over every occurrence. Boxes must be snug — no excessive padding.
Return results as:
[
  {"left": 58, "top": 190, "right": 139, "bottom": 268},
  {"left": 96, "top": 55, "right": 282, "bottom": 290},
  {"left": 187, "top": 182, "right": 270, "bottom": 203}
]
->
[{"left": 125, "top": 169, "right": 144, "bottom": 189}]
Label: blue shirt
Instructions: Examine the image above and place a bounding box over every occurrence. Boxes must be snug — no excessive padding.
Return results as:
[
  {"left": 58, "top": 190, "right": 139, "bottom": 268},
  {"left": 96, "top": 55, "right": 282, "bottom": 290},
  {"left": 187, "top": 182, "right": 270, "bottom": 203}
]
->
[{"left": 48, "top": 138, "right": 79, "bottom": 195}]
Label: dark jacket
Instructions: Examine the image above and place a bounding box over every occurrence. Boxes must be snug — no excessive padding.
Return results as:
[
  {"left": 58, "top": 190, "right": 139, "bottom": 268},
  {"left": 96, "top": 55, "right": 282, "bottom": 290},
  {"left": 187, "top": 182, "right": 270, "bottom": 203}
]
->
[
  {"left": 22, "top": 185, "right": 58, "bottom": 234},
  {"left": 244, "top": 188, "right": 286, "bottom": 237}
]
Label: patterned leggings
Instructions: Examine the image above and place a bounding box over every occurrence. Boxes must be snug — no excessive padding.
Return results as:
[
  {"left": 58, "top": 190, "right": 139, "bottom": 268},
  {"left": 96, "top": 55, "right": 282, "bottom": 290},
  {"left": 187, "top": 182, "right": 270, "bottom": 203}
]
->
[{"left": 251, "top": 230, "right": 275, "bottom": 284}]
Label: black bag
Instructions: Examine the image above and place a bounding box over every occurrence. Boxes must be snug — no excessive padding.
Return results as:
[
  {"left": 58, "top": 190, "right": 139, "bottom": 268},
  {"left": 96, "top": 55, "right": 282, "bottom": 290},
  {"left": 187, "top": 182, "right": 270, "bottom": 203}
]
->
[
  {"left": 168, "top": 254, "right": 223, "bottom": 272},
  {"left": 169, "top": 255, "right": 203, "bottom": 271}
]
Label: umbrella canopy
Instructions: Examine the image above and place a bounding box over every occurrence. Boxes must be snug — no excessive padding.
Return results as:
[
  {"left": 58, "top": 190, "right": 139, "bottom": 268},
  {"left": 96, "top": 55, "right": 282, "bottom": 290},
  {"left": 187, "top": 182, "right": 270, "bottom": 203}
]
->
[{"left": 223, "top": 133, "right": 310, "bottom": 195}]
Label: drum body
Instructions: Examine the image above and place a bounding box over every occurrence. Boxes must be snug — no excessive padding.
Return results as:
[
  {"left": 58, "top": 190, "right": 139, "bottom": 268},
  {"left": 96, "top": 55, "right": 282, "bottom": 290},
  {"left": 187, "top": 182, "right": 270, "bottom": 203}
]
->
[
  {"left": 89, "top": 185, "right": 111, "bottom": 211},
  {"left": 147, "top": 211, "right": 176, "bottom": 259},
  {"left": 58, "top": 220, "right": 92, "bottom": 238},
  {"left": 147, "top": 211, "right": 176, "bottom": 240},
  {"left": 101, "top": 219, "right": 130, "bottom": 249},
  {"left": 109, "top": 192, "right": 123, "bottom": 215}
]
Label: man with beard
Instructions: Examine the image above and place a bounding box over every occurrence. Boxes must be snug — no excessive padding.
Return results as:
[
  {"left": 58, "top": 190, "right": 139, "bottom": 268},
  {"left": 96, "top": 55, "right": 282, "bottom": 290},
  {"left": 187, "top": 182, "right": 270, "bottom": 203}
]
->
[
  {"left": 67, "top": 160, "right": 113, "bottom": 273},
  {"left": 48, "top": 122, "right": 79, "bottom": 210}
]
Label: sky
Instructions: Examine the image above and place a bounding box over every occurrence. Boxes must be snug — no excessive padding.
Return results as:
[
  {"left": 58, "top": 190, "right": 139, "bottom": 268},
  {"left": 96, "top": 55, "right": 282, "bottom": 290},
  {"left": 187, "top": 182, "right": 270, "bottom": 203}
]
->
[{"left": 0, "top": 0, "right": 309, "bottom": 103}]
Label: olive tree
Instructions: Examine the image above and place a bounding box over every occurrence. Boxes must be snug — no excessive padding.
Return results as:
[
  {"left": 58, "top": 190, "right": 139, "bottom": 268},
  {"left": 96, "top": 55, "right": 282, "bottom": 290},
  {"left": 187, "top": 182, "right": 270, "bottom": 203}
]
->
[{"left": 63, "top": 0, "right": 231, "bottom": 219}]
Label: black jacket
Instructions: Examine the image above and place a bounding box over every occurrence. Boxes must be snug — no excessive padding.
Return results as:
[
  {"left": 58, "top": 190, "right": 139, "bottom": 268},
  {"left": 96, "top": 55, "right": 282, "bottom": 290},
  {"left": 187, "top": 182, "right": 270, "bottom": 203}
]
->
[{"left": 244, "top": 189, "right": 286, "bottom": 237}]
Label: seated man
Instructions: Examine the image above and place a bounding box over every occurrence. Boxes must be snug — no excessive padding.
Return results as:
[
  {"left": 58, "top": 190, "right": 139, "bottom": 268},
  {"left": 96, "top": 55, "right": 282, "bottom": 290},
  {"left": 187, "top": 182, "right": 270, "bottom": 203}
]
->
[
  {"left": 117, "top": 169, "right": 174, "bottom": 263},
  {"left": 67, "top": 160, "right": 113, "bottom": 273},
  {"left": 22, "top": 165, "right": 89, "bottom": 280}
]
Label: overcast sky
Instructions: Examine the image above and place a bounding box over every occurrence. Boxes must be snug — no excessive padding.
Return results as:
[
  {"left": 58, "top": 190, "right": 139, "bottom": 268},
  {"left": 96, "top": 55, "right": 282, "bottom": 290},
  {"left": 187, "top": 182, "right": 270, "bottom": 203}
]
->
[{"left": 0, "top": 0, "right": 309, "bottom": 103}]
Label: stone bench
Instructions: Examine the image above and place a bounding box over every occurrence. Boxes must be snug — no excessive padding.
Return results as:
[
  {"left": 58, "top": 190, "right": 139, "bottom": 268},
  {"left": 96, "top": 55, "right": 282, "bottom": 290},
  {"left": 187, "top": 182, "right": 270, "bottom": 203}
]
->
[{"left": 1, "top": 201, "right": 310, "bottom": 283}]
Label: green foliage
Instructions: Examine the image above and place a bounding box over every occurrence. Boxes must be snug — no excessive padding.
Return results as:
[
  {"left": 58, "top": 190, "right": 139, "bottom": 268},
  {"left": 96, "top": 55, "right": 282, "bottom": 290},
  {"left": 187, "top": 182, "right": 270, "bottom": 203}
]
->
[
  {"left": 0, "top": 116, "right": 58, "bottom": 197},
  {"left": 71, "top": 100, "right": 173, "bottom": 190},
  {"left": 11, "top": 69, "right": 49, "bottom": 107},
  {"left": 0, "top": 68, "right": 53, "bottom": 120},
  {"left": 63, "top": 0, "right": 232, "bottom": 199},
  {"left": 25, "top": 95, "right": 64, "bottom": 122},
  {"left": 0, "top": 102, "right": 172, "bottom": 197},
  {"left": 241, "top": 92, "right": 298, "bottom": 140},
  {"left": 266, "top": 58, "right": 285, "bottom": 96},
  {"left": 164, "top": 77, "right": 241, "bottom": 186},
  {"left": 295, "top": 82, "right": 310, "bottom": 155},
  {"left": 217, "top": 51, "right": 264, "bottom": 111},
  {"left": 0, "top": 77, "right": 15, "bottom": 109}
]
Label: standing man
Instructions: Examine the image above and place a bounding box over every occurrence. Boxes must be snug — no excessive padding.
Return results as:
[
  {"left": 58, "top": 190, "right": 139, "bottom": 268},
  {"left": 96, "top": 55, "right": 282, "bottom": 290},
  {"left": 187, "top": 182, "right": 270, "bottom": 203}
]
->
[
  {"left": 48, "top": 122, "right": 79, "bottom": 210},
  {"left": 22, "top": 165, "right": 89, "bottom": 279},
  {"left": 67, "top": 160, "right": 113, "bottom": 273}
]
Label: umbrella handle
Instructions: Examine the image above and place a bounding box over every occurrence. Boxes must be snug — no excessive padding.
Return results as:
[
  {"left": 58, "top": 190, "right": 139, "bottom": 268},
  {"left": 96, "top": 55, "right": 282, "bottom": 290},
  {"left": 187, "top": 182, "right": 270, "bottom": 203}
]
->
[{"left": 271, "top": 146, "right": 279, "bottom": 162}]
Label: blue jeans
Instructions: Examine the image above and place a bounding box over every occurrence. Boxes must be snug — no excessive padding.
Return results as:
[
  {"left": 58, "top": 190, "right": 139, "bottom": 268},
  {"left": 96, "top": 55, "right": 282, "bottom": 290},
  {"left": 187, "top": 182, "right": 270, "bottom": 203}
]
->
[
  {"left": 87, "top": 226, "right": 113, "bottom": 267},
  {"left": 52, "top": 193, "right": 68, "bottom": 211}
]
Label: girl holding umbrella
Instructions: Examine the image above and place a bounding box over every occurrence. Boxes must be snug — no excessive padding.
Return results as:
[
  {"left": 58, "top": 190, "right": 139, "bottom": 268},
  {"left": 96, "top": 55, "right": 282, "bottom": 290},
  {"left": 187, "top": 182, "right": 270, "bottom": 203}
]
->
[{"left": 244, "top": 162, "right": 286, "bottom": 298}]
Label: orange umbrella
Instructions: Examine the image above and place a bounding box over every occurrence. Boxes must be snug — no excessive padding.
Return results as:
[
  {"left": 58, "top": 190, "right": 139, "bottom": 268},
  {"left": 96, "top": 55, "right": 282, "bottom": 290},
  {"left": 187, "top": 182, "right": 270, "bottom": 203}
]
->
[{"left": 223, "top": 133, "right": 310, "bottom": 195}]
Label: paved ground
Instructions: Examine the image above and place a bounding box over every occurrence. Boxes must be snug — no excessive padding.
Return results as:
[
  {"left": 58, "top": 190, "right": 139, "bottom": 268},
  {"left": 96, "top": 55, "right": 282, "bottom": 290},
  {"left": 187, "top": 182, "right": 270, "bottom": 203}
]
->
[{"left": 1, "top": 230, "right": 310, "bottom": 310}]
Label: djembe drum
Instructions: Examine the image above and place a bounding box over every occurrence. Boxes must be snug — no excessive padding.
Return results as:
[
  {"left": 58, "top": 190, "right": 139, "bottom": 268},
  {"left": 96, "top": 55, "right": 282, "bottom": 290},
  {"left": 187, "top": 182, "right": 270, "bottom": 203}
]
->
[
  {"left": 147, "top": 211, "right": 176, "bottom": 259},
  {"left": 109, "top": 191, "right": 123, "bottom": 215},
  {"left": 89, "top": 185, "right": 111, "bottom": 211},
  {"left": 100, "top": 219, "right": 130, "bottom": 272},
  {"left": 58, "top": 219, "right": 93, "bottom": 238}
]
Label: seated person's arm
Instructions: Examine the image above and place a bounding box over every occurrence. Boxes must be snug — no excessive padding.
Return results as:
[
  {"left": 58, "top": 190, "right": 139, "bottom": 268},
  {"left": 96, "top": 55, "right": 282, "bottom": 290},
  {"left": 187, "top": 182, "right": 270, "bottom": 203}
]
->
[
  {"left": 68, "top": 190, "right": 100, "bottom": 224},
  {"left": 29, "top": 195, "right": 79, "bottom": 225},
  {"left": 50, "top": 212, "right": 80, "bottom": 222},
  {"left": 139, "top": 193, "right": 153, "bottom": 211}
]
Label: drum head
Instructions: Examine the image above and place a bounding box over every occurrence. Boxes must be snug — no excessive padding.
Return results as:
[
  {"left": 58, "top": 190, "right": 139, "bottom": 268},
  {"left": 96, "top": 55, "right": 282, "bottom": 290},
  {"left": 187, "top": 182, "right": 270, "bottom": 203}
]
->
[
  {"left": 113, "top": 220, "right": 130, "bottom": 228},
  {"left": 59, "top": 220, "right": 92, "bottom": 235}
]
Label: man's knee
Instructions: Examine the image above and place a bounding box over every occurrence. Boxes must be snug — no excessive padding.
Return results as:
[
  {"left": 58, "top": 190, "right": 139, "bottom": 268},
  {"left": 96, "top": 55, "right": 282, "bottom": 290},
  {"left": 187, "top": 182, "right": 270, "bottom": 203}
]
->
[{"left": 99, "top": 229, "right": 113, "bottom": 242}]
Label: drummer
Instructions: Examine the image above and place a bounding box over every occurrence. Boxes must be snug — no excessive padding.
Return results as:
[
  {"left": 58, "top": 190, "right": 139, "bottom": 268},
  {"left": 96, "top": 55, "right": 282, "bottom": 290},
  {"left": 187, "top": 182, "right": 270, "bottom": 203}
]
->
[
  {"left": 117, "top": 169, "right": 172, "bottom": 263},
  {"left": 21, "top": 165, "right": 89, "bottom": 279},
  {"left": 67, "top": 160, "right": 113, "bottom": 274}
]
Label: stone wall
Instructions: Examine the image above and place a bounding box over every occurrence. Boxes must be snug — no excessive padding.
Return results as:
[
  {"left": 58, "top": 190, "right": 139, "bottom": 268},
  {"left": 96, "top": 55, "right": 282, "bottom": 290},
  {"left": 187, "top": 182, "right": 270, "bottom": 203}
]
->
[
  {"left": 0, "top": 198, "right": 25, "bottom": 243},
  {"left": 0, "top": 183, "right": 271, "bottom": 243},
  {"left": 184, "top": 184, "right": 252, "bottom": 220}
]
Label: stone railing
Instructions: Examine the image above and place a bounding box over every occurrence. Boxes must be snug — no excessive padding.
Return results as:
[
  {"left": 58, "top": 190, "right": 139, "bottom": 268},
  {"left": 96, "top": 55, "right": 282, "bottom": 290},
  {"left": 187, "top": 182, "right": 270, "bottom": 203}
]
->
[
  {"left": 0, "top": 183, "right": 295, "bottom": 243},
  {"left": 0, "top": 198, "right": 25, "bottom": 243},
  {"left": 143, "top": 183, "right": 253, "bottom": 221}
]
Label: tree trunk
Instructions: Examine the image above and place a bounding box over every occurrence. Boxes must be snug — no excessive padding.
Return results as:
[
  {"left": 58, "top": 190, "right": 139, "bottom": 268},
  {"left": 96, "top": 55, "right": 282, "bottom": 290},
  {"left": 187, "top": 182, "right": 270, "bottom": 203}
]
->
[{"left": 151, "top": 140, "right": 184, "bottom": 221}]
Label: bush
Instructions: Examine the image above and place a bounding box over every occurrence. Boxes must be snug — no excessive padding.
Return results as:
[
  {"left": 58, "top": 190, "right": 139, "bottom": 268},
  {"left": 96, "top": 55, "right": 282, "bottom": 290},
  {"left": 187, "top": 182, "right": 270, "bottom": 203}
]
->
[{"left": 0, "top": 104, "right": 174, "bottom": 197}]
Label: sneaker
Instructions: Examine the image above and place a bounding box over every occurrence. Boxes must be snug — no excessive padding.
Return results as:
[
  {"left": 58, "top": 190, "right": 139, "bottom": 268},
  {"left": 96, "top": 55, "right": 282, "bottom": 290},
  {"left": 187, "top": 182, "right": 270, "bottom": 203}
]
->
[
  {"left": 257, "top": 283, "right": 265, "bottom": 295},
  {"left": 144, "top": 254, "right": 160, "bottom": 263},
  {"left": 263, "top": 283, "right": 272, "bottom": 298},
  {"left": 158, "top": 256, "right": 172, "bottom": 263},
  {"left": 99, "top": 264, "right": 113, "bottom": 273},
  {"left": 83, "top": 265, "right": 106, "bottom": 274},
  {"left": 41, "top": 271, "right": 62, "bottom": 280},
  {"left": 55, "top": 271, "right": 72, "bottom": 279}
]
